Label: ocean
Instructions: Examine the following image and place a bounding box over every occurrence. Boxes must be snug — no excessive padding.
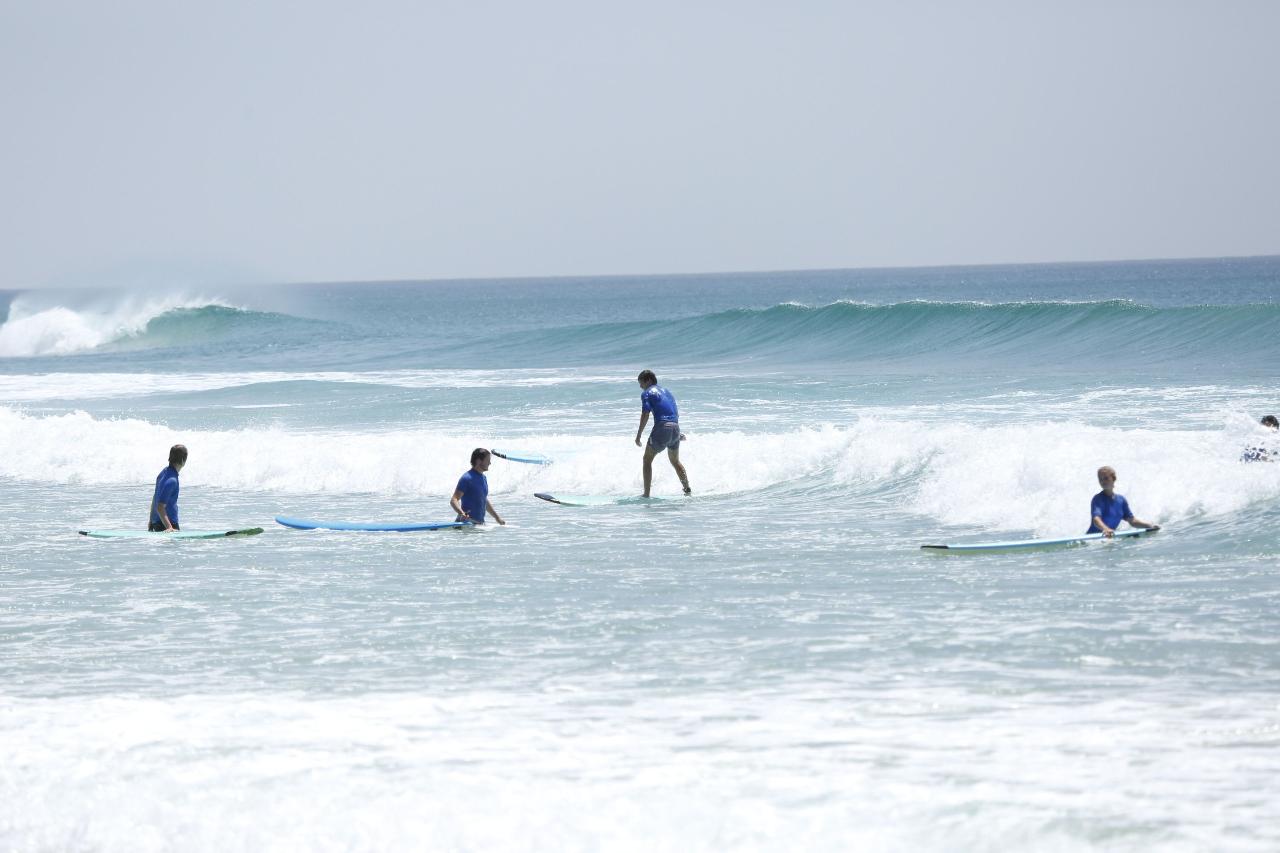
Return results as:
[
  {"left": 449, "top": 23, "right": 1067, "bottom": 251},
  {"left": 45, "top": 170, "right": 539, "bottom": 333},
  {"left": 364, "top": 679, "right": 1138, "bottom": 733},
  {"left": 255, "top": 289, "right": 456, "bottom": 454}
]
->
[{"left": 2, "top": 257, "right": 1279, "bottom": 851}]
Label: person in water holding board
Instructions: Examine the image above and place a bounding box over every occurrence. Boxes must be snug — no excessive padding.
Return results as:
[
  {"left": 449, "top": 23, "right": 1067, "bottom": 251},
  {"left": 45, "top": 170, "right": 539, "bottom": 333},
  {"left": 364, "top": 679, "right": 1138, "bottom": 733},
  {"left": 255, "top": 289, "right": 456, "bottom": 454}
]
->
[
  {"left": 450, "top": 448, "right": 505, "bottom": 525},
  {"left": 1088, "top": 466, "right": 1160, "bottom": 538},
  {"left": 635, "top": 369, "right": 692, "bottom": 498},
  {"left": 148, "top": 444, "right": 187, "bottom": 532},
  {"left": 1241, "top": 414, "right": 1278, "bottom": 462}
]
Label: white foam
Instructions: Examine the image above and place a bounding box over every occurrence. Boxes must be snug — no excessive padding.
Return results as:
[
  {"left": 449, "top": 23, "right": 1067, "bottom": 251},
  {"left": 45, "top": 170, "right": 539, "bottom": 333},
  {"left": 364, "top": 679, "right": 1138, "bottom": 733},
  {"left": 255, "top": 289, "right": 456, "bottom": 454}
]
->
[
  {"left": 0, "top": 409, "right": 845, "bottom": 497},
  {"left": 1, "top": 409, "right": 1276, "bottom": 527},
  {"left": 1, "top": 689, "right": 1275, "bottom": 851},
  {"left": 0, "top": 293, "right": 234, "bottom": 357},
  {"left": 895, "top": 417, "right": 1280, "bottom": 534}
]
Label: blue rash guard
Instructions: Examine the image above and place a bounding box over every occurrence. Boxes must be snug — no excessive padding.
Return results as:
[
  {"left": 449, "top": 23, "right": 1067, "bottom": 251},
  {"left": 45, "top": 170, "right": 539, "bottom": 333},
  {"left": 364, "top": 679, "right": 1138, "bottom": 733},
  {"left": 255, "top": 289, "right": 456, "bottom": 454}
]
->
[
  {"left": 455, "top": 469, "right": 489, "bottom": 524},
  {"left": 1087, "top": 491, "right": 1133, "bottom": 533},
  {"left": 1241, "top": 445, "right": 1271, "bottom": 463},
  {"left": 641, "top": 385, "right": 679, "bottom": 423},
  {"left": 150, "top": 465, "right": 180, "bottom": 528}
]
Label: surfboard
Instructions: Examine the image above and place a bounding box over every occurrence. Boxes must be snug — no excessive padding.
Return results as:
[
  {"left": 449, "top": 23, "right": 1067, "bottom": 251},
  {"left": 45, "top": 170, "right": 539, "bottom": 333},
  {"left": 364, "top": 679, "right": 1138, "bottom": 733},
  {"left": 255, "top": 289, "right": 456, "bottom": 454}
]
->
[
  {"left": 491, "top": 449, "right": 553, "bottom": 465},
  {"left": 534, "top": 492, "right": 678, "bottom": 507},
  {"left": 921, "top": 527, "right": 1158, "bottom": 552},
  {"left": 79, "top": 528, "right": 264, "bottom": 540},
  {"left": 275, "top": 516, "right": 471, "bottom": 531}
]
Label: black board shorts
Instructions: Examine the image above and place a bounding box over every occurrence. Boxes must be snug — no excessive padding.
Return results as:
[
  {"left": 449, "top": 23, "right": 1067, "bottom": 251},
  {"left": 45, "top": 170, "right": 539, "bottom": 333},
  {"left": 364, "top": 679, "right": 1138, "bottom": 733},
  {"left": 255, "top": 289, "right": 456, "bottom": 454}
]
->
[{"left": 647, "top": 421, "right": 682, "bottom": 451}]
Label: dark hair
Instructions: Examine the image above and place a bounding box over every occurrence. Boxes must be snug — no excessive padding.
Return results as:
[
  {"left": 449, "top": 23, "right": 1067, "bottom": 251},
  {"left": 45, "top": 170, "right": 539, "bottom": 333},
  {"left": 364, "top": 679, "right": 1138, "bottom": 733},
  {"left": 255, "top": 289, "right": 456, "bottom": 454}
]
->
[
  {"left": 637, "top": 369, "right": 657, "bottom": 385},
  {"left": 470, "top": 447, "right": 491, "bottom": 465},
  {"left": 169, "top": 444, "right": 188, "bottom": 466},
  {"left": 1263, "top": 415, "right": 1279, "bottom": 429}
]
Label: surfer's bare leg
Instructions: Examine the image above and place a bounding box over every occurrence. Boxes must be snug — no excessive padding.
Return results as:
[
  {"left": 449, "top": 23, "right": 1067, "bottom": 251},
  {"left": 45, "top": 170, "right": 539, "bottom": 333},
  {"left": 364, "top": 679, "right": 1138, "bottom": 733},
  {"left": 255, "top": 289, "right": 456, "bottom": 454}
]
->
[
  {"left": 667, "top": 445, "right": 690, "bottom": 495},
  {"left": 642, "top": 445, "right": 657, "bottom": 497}
]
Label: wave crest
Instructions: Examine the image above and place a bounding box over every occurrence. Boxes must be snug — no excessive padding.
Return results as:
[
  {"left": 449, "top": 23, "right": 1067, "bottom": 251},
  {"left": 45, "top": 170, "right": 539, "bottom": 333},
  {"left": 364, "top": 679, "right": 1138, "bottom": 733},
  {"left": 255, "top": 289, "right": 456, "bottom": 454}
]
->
[{"left": 0, "top": 294, "right": 240, "bottom": 357}]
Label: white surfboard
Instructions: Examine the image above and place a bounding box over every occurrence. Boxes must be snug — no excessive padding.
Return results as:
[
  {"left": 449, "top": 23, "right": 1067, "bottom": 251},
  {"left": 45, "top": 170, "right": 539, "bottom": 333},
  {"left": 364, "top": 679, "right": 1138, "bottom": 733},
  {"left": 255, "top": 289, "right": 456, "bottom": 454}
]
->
[{"left": 921, "top": 527, "right": 1159, "bottom": 552}]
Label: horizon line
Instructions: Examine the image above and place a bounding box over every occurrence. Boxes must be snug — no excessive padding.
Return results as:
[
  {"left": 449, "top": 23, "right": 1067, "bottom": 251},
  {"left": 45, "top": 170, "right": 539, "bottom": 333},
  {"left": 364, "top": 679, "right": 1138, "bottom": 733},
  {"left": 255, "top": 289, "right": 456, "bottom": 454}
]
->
[{"left": 5, "top": 251, "right": 1278, "bottom": 292}]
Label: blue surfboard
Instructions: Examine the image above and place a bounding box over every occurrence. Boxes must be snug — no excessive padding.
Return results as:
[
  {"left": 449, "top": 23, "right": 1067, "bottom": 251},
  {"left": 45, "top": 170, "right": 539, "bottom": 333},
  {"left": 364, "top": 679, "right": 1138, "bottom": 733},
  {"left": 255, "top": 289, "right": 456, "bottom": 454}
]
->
[
  {"left": 275, "top": 516, "right": 471, "bottom": 532},
  {"left": 492, "top": 448, "right": 553, "bottom": 465},
  {"left": 921, "top": 527, "right": 1159, "bottom": 552},
  {"left": 79, "top": 527, "right": 264, "bottom": 540}
]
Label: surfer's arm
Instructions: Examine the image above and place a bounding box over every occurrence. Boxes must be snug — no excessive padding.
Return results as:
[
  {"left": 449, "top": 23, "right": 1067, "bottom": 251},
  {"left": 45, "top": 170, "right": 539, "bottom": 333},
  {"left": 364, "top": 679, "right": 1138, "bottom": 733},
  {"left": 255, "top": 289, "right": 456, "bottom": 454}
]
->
[
  {"left": 1092, "top": 515, "right": 1114, "bottom": 537},
  {"left": 635, "top": 410, "right": 650, "bottom": 446},
  {"left": 154, "top": 502, "right": 175, "bottom": 532},
  {"left": 1127, "top": 516, "right": 1159, "bottom": 531},
  {"left": 450, "top": 489, "right": 470, "bottom": 521},
  {"left": 485, "top": 499, "right": 505, "bottom": 525}
]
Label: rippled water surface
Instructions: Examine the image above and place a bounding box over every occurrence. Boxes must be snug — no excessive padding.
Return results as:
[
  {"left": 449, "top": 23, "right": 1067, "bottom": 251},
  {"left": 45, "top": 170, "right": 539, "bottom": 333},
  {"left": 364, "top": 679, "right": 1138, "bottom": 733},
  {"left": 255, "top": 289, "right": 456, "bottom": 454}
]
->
[{"left": 2, "top": 258, "right": 1279, "bottom": 850}]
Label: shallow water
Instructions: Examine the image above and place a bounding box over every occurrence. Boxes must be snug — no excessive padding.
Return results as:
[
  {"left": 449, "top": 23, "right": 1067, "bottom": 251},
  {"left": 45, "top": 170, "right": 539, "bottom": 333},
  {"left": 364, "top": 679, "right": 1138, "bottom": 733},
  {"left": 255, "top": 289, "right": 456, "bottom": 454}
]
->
[{"left": 2, "top": 257, "right": 1279, "bottom": 850}]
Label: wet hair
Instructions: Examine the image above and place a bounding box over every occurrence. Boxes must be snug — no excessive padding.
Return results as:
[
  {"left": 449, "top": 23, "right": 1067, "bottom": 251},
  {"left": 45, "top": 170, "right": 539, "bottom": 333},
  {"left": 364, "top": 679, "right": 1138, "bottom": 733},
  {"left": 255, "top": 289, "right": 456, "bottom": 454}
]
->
[
  {"left": 169, "top": 444, "right": 188, "bottom": 466},
  {"left": 1262, "top": 415, "right": 1279, "bottom": 429},
  {"left": 1096, "top": 465, "right": 1116, "bottom": 480},
  {"left": 637, "top": 369, "right": 657, "bottom": 386},
  {"left": 470, "top": 447, "right": 491, "bottom": 465}
]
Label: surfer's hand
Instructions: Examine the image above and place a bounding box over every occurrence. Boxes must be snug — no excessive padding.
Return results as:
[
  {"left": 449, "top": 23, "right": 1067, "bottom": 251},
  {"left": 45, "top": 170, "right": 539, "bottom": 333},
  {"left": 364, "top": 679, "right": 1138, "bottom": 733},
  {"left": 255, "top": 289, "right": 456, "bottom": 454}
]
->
[
  {"left": 1103, "top": 529, "right": 1114, "bottom": 538},
  {"left": 635, "top": 436, "right": 642, "bottom": 447}
]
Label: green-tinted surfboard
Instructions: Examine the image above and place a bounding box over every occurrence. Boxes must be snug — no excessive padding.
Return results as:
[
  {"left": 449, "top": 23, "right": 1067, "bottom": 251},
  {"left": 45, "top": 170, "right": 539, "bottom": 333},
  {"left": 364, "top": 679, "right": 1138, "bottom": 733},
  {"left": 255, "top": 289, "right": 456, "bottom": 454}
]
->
[
  {"left": 534, "top": 492, "right": 681, "bottom": 507},
  {"left": 79, "top": 528, "right": 265, "bottom": 540}
]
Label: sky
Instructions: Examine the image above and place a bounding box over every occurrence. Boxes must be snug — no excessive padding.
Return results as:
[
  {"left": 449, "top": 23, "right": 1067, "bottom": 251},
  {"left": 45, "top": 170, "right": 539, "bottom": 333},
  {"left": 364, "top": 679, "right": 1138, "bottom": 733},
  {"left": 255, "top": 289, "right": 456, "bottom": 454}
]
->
[{"left": 2, "top": 0, "right": 1278, "bottom": 287}]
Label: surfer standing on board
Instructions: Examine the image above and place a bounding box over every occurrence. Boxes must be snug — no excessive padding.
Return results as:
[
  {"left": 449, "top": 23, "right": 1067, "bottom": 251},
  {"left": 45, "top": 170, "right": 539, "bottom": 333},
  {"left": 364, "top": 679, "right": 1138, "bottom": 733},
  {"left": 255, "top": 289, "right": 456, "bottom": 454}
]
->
[
  {"left": 635, "top": 370, "right": 692, "bottom": 498},
  {"left": 450, "top": 448, "right": 505, "bottom": 525},
  {"left": 148, "top": 444, "right": 187, "bottom": 532},
  {"left": 1087, "top": 466, "right": 1159, "bottom": 538}
]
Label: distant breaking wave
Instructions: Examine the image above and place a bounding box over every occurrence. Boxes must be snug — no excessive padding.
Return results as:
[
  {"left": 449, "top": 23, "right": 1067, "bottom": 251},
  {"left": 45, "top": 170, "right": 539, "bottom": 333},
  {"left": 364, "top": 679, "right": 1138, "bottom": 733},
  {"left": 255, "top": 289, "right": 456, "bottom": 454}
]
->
[
  {"left": 5, "top": 294, "right": 1278, "bottom": 369},
  {"left": 0, "top": 295, "right": 322, "bottom": 357},
  {"left": 115, "top": 304, "right": 317, "bottom": 351},
  {"left": 0, "top": 295, "right": 239, "bottom": 357},
  {"left": 451, "top": 299, "right": 1280, "bottom": 368}
]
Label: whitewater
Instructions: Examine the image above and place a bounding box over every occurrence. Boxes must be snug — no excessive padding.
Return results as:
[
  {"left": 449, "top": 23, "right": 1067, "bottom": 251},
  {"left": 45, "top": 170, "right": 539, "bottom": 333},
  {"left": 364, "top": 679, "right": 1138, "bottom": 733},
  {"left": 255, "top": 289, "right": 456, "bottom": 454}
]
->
[{"left": 2, "top": 257, "right": 1279, "bottom": 851}]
